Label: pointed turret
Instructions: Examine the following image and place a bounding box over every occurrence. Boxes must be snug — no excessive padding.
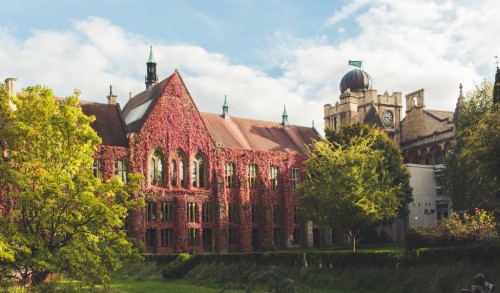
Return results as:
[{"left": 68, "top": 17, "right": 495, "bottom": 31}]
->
[
  {"left": 222, "top": 95, "right": 230, "bottom": 120},
  {"left": 454, "top": 83, "right": 465, "bottom": 123},
  {"left": 494, "top": 66, "right": 500, "bottom": 104},
  {"left": 282, "top": 105, "right": 289, "bottom": 127},
  {"left": 145, "top": 46, "right": 158, "bottom": 91}
]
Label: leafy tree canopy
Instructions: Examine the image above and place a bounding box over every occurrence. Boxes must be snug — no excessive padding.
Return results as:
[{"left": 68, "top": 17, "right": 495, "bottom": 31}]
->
[
  {"left": 326, "top": 123, "right": 413, "bottom": 217},
  {"left": 445, "top": 80, "right": 499, "bottom": 213},
  {"left": 0, "top": 84, "right": 143, "bottom": 287},
  {"left": 299, "top": 124, "right": 405, "bottom": 250}
]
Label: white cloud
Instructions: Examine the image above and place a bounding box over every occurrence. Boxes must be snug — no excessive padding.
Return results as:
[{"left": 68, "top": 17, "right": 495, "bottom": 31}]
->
[
  {"left": 1, "top": 0, "right": 498, "bottom": 137},
  {"left": 0, "top": 17, "right": 322, "bottom": 132},
  {"left": 276, "top": 0, "right": 498, "bottom": 117}
]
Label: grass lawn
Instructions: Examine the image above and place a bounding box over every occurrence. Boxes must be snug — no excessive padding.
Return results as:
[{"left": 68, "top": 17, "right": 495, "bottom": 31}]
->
[{"left": 108, "top": 279, "right": 242, "bottom": 293}]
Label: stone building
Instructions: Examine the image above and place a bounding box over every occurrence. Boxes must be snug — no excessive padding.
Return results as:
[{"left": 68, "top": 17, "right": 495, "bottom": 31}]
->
[
  {"left": 57, "top": 49, "right": 318, "bottom": 253},
  {"left": 323, "top": 67, "right": 463, "bottom": 233},
  {"left": 324, "top": 69, "right": 403, "bottom": 142}
]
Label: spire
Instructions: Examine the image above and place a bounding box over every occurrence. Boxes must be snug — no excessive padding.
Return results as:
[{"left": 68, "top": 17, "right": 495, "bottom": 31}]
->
[
  {"left": 282, "top": 105, "right": 289, "bottom": 127},
  {"left": 454, "top": 83, "right": 465, "bottom": 123},
  {"left": 145, "top": 46, "right": 158, "bottom": 90},
  {"left": 222, "top": 95, "right": 230, "bottom": 120},
  {"left": 147, "top": 46, "right": 155, "bottom": 63}
]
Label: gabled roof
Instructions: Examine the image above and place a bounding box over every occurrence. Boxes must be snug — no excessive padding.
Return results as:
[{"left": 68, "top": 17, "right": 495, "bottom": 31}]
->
[
  {"left": 122, "top": 76, "right": 172, "bottom": 133},
  {"left": 363, "top": 105, "right": 383, "bottom": 127},
  {"left": 80, "top": 102, "right": 128, "bottom": 147},
  {"left": 424, "top": 109, "right": 454, "bottom": 122},
  {"left": 201, "top": 113, "right": 319, "bottom": 154}
]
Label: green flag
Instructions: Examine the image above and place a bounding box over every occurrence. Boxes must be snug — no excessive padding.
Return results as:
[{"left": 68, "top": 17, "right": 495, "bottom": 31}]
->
[{"left": 348, "top": 60, "right": 362, "bottom": 68}]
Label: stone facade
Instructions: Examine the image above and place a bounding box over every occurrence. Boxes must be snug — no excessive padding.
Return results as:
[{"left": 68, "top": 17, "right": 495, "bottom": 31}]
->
[{"left": 323, "top": 68, "right": 459, "bottom": 233}]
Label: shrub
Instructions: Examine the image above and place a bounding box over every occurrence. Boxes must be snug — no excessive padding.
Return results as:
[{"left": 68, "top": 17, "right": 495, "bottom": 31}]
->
[{"left": 405, "top": 209, "right": 499, "bottom": 249}]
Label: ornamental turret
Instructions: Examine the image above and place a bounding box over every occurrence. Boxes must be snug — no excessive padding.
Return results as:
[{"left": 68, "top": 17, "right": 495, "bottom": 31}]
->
[{"left": 145, "top": 46, "right": 158, "bottom": 91}]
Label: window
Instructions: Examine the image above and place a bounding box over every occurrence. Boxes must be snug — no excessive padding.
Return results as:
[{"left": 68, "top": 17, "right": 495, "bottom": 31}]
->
[
  {"left": 170, "top": 151, "right": 187, "bottom": 187},
  {"left": 160, "top": 229, "right": 172, "bottom": 247},
  {"left": 435, "top": 151, "right": 444, "bottom": 165},
  {"left": 191, "top": 153, "right": 206, "bottom": 188},
  {"left": 92, "top": 159, "right": 102, "bottom": 179},
  {"left": 290, "top": 168, "right": 299, "bottom": 190},
  {"left": 115, "top": 160, "right": 127, "bottom": 183},
  {"left": 188, "top": 228, "right": 199, "bottom": 247},
  {"left": 270, "top": 166, "right": 278, "bottom": 191},
  {"left": 150, "top": 149, "right": 164, "bottom": 186},
  {"left": 228, "top": 228, "right": 236, "bottom": 246},
  {"left": 273, "top": 228, "right": 281, "bottom": 246},
  {"left": 161, "top": 202, "right": 173, "bottom": 222},
  {"left": 202, "top": 203, "right": 212, "bottom": 222},
  {"left": 146, "top": 202, "right": 156, "bottom": 222},
  {"left": 202, "top": 228, "right": 213, "bottom": 249},
  {"left": 146, "top": 229, "right": 156, "bottom": 247},
  {"left": 251, "top": 204, "right": 258, "bottom": 223},
  {"left": 179, "top": 156, "right": 185, "bottom": 187},
  {"left": 225, "top": 162, "right": 235, "bottom": 188},
  {"left": 187, "top": 202, "right": 198, "bottom": 222},
  {"left": 273, "top": 206, "right": 280, "bottom": 225},
  {"left": 170, "top": 159, "right": 177, "bottom": 187},
  {"left": 228, "top": 204, "right": 237, "bottom": 223},
  {"left": 292, "top": 229, "right": 301, "bottom": 245},
  {"left": 248, "top": 164, "right": 257, "bottom": 189},
  {"left": 293, "top": 206, "right": 300, "bottom": 224}
]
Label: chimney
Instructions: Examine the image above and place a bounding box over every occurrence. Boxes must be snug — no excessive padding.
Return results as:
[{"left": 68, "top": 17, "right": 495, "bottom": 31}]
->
[
  {"left": 5, "top": 78, "right": 17, "bottom": 98},
  {"left": 107, "top": 85, "right": 117, "bottom": 105}
]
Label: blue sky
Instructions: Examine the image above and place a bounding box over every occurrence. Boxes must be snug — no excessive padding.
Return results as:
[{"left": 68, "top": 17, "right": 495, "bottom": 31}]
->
[{"left": 0, "top": 0, "right": 498, "bottom": 131}]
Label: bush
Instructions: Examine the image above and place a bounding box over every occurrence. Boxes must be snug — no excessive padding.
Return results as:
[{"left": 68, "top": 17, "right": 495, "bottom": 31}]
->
[{"left": 405, "top": 209, "right": 499, "bottom": 249}]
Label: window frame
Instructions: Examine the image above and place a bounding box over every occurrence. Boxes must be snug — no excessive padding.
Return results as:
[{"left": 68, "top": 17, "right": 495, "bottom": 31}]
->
[
  {"left": 248, "top": 164, "right": 257, "bottom": 189},
  {"left": 225, "top": 162, "right": 235, "bottom": 188},
  {"left": 115, "top": 159, "right": 128, "bottom": 183},
  {"left": 150, "top": 149, "right": 164, "bottom": 186},
  {"left": 160, "top": 228, "right": 173, "bottom": 247},
  {"left": 270, "top": 166, "right": 279, "bottom": 191},
  {"left": 92, "top": 159, "right": 102, "bottom": 180},
  {"left": 191, "top": 152, "right": 206, "bottom": 188},
  {"left": 290, "top": 168, "right": 299, "bottom": 191}
]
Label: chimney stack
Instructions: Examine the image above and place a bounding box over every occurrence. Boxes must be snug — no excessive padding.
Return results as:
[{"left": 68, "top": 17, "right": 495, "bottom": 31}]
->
[
  {"left": 107, "top": 85, "right": 117, "bottom": 105},
  {"left": 5, "top": 78, "right": 17, "bottom": 98}
]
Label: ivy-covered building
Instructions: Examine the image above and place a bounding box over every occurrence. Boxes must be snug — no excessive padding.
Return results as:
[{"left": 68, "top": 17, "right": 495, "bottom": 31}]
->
[{"left": 78, "top": 48, "right": 318, "bottom": 253}]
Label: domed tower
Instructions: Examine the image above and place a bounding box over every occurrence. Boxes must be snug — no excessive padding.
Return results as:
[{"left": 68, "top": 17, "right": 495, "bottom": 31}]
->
[
  {"left": 340, "top": 68, "right": 372, "bottom": 94},
  {"left": 324, "top": 66, "right": 402, "bottom": 141}
]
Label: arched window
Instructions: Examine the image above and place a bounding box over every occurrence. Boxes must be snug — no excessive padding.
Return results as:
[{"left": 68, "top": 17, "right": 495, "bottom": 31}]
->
[
  {"left": 150, "top": 149, "right": 164, "bottom": 186},
  {"left": 191, "top": 152, "right": 206, "bottom": 188},
  {"left": 170, "top": 150, "right": 187, "bottom": 188},
  {"left": 170, "top": 159, "right": 177, "bottom": 187}
]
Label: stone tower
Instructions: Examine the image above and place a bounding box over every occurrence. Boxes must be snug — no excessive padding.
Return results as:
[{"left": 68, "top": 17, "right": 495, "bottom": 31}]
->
[{"left": 324, "top": 68, "right": 402, "bottom": 141}]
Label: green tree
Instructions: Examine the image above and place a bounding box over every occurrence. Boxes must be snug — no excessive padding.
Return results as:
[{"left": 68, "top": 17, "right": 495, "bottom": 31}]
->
[
  {"left": 0, "top": 84, "right": 143, "bottom": 287},
  {"left": 445, "top": 80, "right": 499, "bottom": 213},
  {"left": 326, "top": 123, "right": 413, "bottom": 218},
  {"left": 299, "top": 126, "right": 402, "bottom": 251}
]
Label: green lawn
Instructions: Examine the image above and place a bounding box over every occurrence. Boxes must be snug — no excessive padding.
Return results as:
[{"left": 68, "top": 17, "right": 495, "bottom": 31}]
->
[{"left": 107, "top": 279, "right": 244, "bottom": 293}]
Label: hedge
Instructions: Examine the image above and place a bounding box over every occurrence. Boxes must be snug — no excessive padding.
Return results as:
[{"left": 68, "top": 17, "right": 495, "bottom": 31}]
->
[{"left": 142, "top": 245, "right": 500, "bottom": 279}]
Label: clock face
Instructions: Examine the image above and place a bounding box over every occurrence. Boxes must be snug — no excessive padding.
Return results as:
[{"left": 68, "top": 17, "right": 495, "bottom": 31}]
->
[{"left": 383, "top": 110, "right": 394, "bottom": 125}]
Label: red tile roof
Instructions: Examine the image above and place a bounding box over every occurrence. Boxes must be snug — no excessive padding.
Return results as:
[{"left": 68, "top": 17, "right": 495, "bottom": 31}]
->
[{"left": 201, "top": 113, "right": 319, "bottom": 154}]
